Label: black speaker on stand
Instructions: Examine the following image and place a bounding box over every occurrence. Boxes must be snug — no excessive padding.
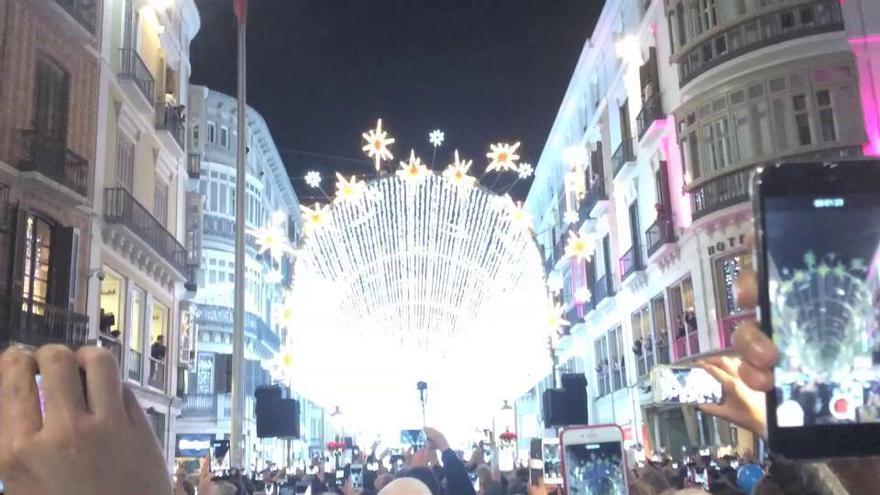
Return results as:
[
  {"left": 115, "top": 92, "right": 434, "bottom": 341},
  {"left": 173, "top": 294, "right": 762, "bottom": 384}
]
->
[
  {"left": 542, "top": 373, "right": 588, "bottom": 427},
  {"left": 255, "top": 385, "right": 301, "bottom": 439}
]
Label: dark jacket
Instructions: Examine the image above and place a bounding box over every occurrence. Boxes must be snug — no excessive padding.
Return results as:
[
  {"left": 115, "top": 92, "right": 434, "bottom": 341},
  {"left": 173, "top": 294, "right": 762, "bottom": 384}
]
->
[{"left": 441, "top": 449, "right": 477, "bottom": 495}]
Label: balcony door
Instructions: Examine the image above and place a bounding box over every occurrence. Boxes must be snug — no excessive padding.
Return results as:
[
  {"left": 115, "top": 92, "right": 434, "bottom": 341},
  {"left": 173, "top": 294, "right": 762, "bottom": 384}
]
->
[
  {"left": 628, "top": 200, "right": 641, "bottom": 263},
  {"left": 34, "top": 57, "right": 69, "bottom": 141}
]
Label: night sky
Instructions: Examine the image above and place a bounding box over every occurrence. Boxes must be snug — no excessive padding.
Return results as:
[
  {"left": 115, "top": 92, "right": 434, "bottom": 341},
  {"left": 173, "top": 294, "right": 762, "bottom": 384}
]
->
[{"left": 191, "top": 0, "right": 602, "bottom": 201}]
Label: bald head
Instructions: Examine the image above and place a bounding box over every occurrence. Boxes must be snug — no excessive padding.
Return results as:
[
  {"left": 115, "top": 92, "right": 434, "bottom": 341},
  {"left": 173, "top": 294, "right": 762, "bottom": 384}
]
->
[{"left": 378, "top": 478, "right": 432, "bottom": 495}]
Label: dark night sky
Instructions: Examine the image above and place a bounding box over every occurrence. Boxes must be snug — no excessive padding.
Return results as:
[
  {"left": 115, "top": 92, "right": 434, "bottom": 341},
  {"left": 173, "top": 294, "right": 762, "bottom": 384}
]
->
[{"left": 191, "top": 0, "right": 601, "bottom": 201}]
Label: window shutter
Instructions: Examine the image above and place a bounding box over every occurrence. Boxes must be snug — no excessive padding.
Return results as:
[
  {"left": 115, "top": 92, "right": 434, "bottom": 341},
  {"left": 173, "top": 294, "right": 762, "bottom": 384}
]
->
[{"left": 50, "top": 226, "right": 74, "bottom": 308}]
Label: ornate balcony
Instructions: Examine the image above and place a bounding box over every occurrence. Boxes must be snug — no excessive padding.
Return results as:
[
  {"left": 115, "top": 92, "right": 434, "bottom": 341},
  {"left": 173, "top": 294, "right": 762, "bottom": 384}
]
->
[
  {"left": 156, "top": 101, "right": 186, "bottom": 152},
  {"left": 104, "top": 188, "right": 187, "bottom": 275},
  {"left": 54, "top": 0, "right": 96, "bottom": 34},
  {"left": 194, "top": 304, "right": 281, "bottom": 353},
  {"left": 689, "top": 167, "right": 752, "bottom": 220},
  {"left": 636, "top": 93, "right": 663, "bottom": 142},
  {"left": 0, "top": 293, "right": 88, "bottom": 349},
  {"left": 645, "top": 215, "right": 676, "bottom": 258},
  {"left": 148, "top": 356, "right": 166, "bottom": 390},
  {"left": 19, "top": 130, "right": 89, "bottom": 199},
  {"left": 619, "top": 244, "right": 645, "bottom": 281},
  {"left": 678, "top": 0, "right": 844, "bottom": 87},
  {"left": 118, "top": 49, "right": 155, "bottom": 113},
  {"left": 593, "top": 274, "right": 614, "bottom": 306},
  {"left": 579, "top": 179, "right": 608, "bottom": 221},
  {"left": 182, "top": 393, "right": 217, "bottom": 418},
  {"left": 611, "top": 138, "right": 635, "bottom": 179}
]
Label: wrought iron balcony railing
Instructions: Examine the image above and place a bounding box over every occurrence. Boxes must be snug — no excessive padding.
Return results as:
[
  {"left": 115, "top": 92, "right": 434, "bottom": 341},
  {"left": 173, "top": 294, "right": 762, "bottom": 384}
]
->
[
  {"left": 690, "top": 167, "right": 752, "bottom": 220},
  {"left": 19, "top": 130, "right": 89, "bottom": 197},
  {"left": 104, "top": 188, "right": 187, "bottom": 274},
  {"left": 678, "top": 0, "right": 843, "bottom": 87},
  {"left": 148, "top": 357, "right": 166, "bottom": 390},
  {"left": 187, "top": 153, "right": 201, "bottom": 178},
  {"left": 636, "top": 93, "right": 663, "bottom": 141},
  {"left": 55, "top": 0, "right": 97, "bottom": 34},
  {"left": 611, "top": 138, "right": 635, "bottom": 178},
  {"left": 182, "top": 393, "right": 217, "bottom": 417},
  {"left": 593, "top": 274, "right": 614, "bottom": 306},
  {"left": 0, "top": 293, "right": 88, "bottom": 349},
  {"left": 619, "top": 244, "right": 645, "bottom": 280},
  {"left": 645, "top": 215, "right": 676, "bottom": 257},
  {"left": 119, "top": 48, "right": 156, "bottom": 105},
  {"left": 579, "top": 178, "right": 607, "bottom": 220},
  {"left": 156, "top": 101, "right": 186, "bottom": 150}
]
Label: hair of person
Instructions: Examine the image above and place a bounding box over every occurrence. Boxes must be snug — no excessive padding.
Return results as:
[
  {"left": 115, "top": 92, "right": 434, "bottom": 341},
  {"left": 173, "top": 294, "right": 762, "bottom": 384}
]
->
[
  {"left": 476, "top": 464, "right": 492, "bottom": 480},
  {"left": 639, "top": 466, "right": 672, "bottom": 491},
  {"left": 628, "top": 480, "right": 657, "bottom": 495},
  {"left": 396, "top": 466, "right": 442, "bottom": 495},
  {"left": 178, "top": 479, "right": 196, "bottom": 495},
  {"left": 212, "top": 481, "right": 238, "bottom": 495},
  {"left": 374, "top": 473, "right": 395, "bottom": 491},
  {"left": 378, "top": 477, "right": 433, "bottom": 495}
]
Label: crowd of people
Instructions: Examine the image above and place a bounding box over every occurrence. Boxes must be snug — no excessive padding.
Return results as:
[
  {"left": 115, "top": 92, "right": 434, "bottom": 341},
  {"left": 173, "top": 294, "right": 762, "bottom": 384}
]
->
[{"left": 1, "top": 261, "right": 879, "bottom": 493}]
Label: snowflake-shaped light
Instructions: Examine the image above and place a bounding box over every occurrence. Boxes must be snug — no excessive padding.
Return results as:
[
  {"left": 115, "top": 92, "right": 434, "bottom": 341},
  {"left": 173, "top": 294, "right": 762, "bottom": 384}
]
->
[
  {"left": 301, "top": 202, "right": 331, "bottom": 236},
  {"left": 563, "top": 210, "right": 579, "bottom": 225},
  {"left": 486, "top": 142, "right": 521, "bottom": 173},
  {"left": 442, "top": 150, "right": 475, "bottom": 188},
  {"left": 518, "top": 162, "right": 534, "bottom": 179},
  {"left": 564, "top": 231, "right": 595, "bottom": 261},
  {"left": 575, "top": 287, "right": 592, "bottom": 304},
  {"left": 248, "top": 225, "right": 293, "bottom": 260},
  {"left": 548, "top": 302, "right": 570, "bottom": 331},
  {"left": 335, "top": 173, "right": 365, "bottom": 202},
  {"left": 429, "top": 129, "right": 445, "bottom": 148},
  {"left": 362, "top": 119, "right": 395, "bottom": 172},
  {"left": 397, "top": 150, "right": 429, "bottom": 184},
  {"left": 305, "top": 171, "right": 322, "bottom": 189},
  {"left": 508, "top": 201, "right": 532, "bottom": 230}
]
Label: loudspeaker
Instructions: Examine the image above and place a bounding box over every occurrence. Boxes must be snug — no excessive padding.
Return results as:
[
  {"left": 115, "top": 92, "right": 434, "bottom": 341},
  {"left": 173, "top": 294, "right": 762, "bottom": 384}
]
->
[
  {"left": 542, "top": 388, "right": 588, "bottom": 428},
  {"left": 256, "top": 389, "right": 300, "bottom": 439},
  {"left": 561, "top": 373, "right": 587, "bottom": 391}
]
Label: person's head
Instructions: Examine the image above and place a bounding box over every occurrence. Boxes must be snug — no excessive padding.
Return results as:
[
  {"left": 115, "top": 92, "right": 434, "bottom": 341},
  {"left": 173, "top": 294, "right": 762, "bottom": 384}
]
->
[
  {"left": 208, "top": 481, "right": 237, "bottom": 495},
  {"left": 476, "top": 464, "right": 493, "bottom": 485},
  {"left": 175, "top": 479, "right": 196, "bottom": 495},
  {"left": 156, "top": 334, "right": 164, "bottom": 343},
  {"left": 378, "top": 478, "right": 432, "bottom": 495},
  {"left": 628, "top": 481, "right": 657, "bottom": 495},
  {"left": 374, "top": 473, "right": 394, "bottom": 491},
  {"left": 638, "top": 468, "right": 671, "bottom": 492},
  {"left": 397, "top": 467, "right": 442, "bottom": 495}
]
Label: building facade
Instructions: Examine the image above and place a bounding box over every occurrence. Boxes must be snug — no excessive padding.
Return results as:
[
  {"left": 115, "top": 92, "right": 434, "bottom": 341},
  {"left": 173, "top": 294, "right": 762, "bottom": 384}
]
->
[
  {"left": 89, "top": 0, "right": 201, "bottom": 467},
  {"left": 176, "top": 86, "right": 329, "bottom": 470},
  {"left": 520, "top": 0, "right": 880, "bottom": 458}
]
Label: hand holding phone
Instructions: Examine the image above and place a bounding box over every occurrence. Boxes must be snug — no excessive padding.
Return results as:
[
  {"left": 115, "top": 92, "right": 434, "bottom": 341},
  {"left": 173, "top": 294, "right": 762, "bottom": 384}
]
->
[
  {"left": 528, "top": 438, "right": 543, "bottom": 487},
  {"left": 560, "top": 425, "right": 628, "bottom": 495}
]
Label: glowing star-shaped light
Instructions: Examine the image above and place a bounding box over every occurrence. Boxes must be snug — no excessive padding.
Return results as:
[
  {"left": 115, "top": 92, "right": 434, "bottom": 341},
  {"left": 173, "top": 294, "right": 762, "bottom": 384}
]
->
[
  {"left": 335, "top": 173, "right": 365, "bottom": 202},
  {"left": 248, "top": 225, "right": 293, "bottom": 259},
  {"left": 268, "top": 345, "right": 296, "bottom": 383},
  {"left": 564, "top": 231, "right": 595, "bottom": 261},
  {"left": 563, "top": 210, "right": 579, "bottom": 225},
  {"left": 429, "top": 129, "right": 445, "bottom": 148},
  {"left": 397, "top": 150, "right": 429, "bottom": 184},
  {"left": 486, "top": 142, "right": 521, "bottom": 173},
  {"left": 442, "top": 150, "right": 475, "bottom": 188},
  {"left": 274, "top": 291, "right": 296, "bottom": 330},
  {"left": 517, "top": 162, "right": 534, "bottom": 179},
  {"left": 301, "top": 202, "right": 331, "bottom": 235},
  {"left": 362, "top": 119, "right": 395, "bottom": 172},
  {"left": 548, "top": 302, "right": 571, "bottom": 331},
  {"left": 305, "top": 171, "right": 322, "bottom": 189},
  {"left": 507, "top": 201, "right": 532, "bottom": 230}
]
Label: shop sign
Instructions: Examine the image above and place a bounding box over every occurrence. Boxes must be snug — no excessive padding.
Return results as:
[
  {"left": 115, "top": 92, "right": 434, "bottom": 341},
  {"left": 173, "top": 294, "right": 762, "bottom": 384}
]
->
[
  {"left": 706, "top": 233, "right": 747, "bottom": 256},
  {"left": 176, "top": 434, "right": 214, "bottom": 457}
]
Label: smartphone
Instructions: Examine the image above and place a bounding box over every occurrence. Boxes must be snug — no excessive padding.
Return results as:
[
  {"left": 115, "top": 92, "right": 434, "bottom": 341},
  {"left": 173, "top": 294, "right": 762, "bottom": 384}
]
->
[
  {"left": 400, "top": 429, "right": 426, "bottom": 446},
  {"left": 754, "top": 160, "right": 880, "bottom": 458},
  {"left": 541, "top": 437, "right": 562, "bottom": 485},
  {"left": 560, "top": 425, "right": 628, "bottom": 495},
  {"left": 528, "top": 438, "right": 543, "bottom": 486},
  {"left": 468, "top": 472, "right": 479, "bottom": 491},
  {"left": 652, "top": 365, "right": 723, "bottom": 405},
  {"left": 211, "top": 440, "right": 231, "bottom": 473},
  {"left": 350, "top": 464, "right": 363, "bottom": 489}
]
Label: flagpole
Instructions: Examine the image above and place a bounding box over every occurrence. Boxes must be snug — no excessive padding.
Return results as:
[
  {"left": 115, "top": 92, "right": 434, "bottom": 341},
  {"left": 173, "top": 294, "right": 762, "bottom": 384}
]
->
[{"left": 231, "top": 0, "right": 248, "bottom": 469}]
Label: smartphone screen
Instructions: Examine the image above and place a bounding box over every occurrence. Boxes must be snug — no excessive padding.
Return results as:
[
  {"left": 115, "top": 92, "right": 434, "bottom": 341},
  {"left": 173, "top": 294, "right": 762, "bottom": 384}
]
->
[
  {"left": 757, "top": 160, "right": 880, "bottom": 458},
  {"left": 400, "top": 429, "right": 426, "bottom": 446},
  {"left": 529, "top": 438, "right": 543, "bottom": 486},
  {"left": 764, "top": 192, "right": 880, "bottom": 426},
  {"left": 211, "top": 440, "right": 231, "bottom": 473},
  {"left": 563, "top": 440, "right": 626, "bottom": 494},
  {"left": 653, "top": 366, "right": 723, "bottom": 404},
  {"left": 350, "top": 464, "right": 363, "bottom": 489},
  {"left": 541, "top": 439, "right": 562, "bottom": 485}
]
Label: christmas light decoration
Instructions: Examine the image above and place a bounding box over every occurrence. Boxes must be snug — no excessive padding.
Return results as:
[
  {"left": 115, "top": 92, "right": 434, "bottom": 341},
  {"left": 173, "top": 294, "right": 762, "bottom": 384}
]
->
[
  {"left": 565, "top": 231, "right": 595, "bottom": 261},
  {"left": 486, "top": 142, "right": 521, "bottom": 173},
  {"left": 335, "top": 173, "right": 366, "bottom": 202},
  {"left": 429, "top": 129, "right": 445, "bottom": 147},
  {"left": 305, "top": 171, "right": 322, "bottom": 189},
  {"left": 248, "top": 224, "right": 293, "bottom": 261},
  {"left": 547, "top": 302, "right": 570, "bottom": 331},
  {"left": 507, "top": 201, "right": 532, "bottom": 231},
  {"left": 517, "top": 162, "right": 534, "bottom": 179},
  {"left": 575, "top": 287, "right": 592, "bottom": 304},
  {"left": 443, "top": 150, "right": 476, "bottom": 188},
  {"left": 362, "top": 119, "right": 395, "bottom": 172},
  {"left": 563, "top": 210, "right": 579, "bottom": 225},
  {"left": 288, "top": 173, "right": 549, "bottom": 431}
]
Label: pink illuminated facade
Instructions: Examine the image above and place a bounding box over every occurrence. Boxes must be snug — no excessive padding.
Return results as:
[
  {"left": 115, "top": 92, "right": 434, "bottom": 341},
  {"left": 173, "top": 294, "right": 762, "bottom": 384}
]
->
[{"left": 517, "top": 0, "right": 879, "bottom": 459}]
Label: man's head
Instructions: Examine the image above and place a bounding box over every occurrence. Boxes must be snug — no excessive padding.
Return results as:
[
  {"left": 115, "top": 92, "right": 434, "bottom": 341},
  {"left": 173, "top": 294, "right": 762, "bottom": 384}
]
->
[
  {"left": 156, "top": 335, "right": 165, "bottom": 343},
  {"left": 477, "top": 464, "right": 493, "bottom": 485},
  {"left": 208, "top": 481, "right": 237, "bottom": 495},
  {"left": 378, "top": 478, "right": 432, "bottom": 495}
]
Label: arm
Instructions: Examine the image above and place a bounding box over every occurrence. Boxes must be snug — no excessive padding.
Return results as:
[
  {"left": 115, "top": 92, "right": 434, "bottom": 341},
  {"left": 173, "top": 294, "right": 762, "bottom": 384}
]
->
[{"left": 441, "top": 448, "right": 477, "bottom": 495}]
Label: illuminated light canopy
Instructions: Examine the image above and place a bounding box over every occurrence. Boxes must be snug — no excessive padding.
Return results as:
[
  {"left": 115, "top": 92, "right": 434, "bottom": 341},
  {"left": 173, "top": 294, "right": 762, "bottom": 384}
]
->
[
  {"left": 429, "top": 129, "right": 445, "bottom": 148},
  {"left": 362, "top": 119, "right": 395, "bottom": 172},
  {"left": 289, "top": 173, "right": 550, "bottom": 432},
  {"left": 564, "top": 231, "right": 595, "bottom": 261},
  {"left": 443, "top": 150, "right": 476, "bottom": 188},
  {"left": 305, "top": 171, "right": 322, "bottom": 189},
  {"left": 486, "top": 142, "right": 521, "bottom": 173}
]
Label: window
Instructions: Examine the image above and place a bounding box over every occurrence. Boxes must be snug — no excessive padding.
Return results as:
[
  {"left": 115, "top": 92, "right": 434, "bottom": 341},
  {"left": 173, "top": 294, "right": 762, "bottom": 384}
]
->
[
  {"left": 816, "top": 90, "right": 836, "bottom": 142},
  {"left": 668, "top": 276, "right": 698, "bottom": 359},
  {"left": 207, "top": 122, "right": 216, "bottom": 143},
  {"left": 128, "top": 287, "right": 145, "bottom": 381},
  {"left": 594, "top": 337, "right": 610, "bottom": 397},
  {"left": 34, "top": 56, "right": 70, "bottom": 140},
  {"left": 21, "top": 215, "right": 52, "bottom": 312},
  {"left": 792, "top": 94, "right": 812, "bottom": 146},
  {"left": 99, "top": 271, "right": 124, "bottom": 336},
  {"left": 154, "top": 181, "right": 169, "bottom": 227},
  {"left": 631, "top": 305, "right": 654, "bottom": 378},
  {"left": 220, "top": 127, "right": 229, "bottom": 148},
  {"left": 116, "top": 134, "right": 135, "bottom": 190},
  {"left": 192, "top": 124, "right": 200, "bottom": 148},
  {"left": 651, "top": 295, "right": 670, "bottom": 365},
  {"left": 608, "top": 326, "right": 626, "bottom": 391}
]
